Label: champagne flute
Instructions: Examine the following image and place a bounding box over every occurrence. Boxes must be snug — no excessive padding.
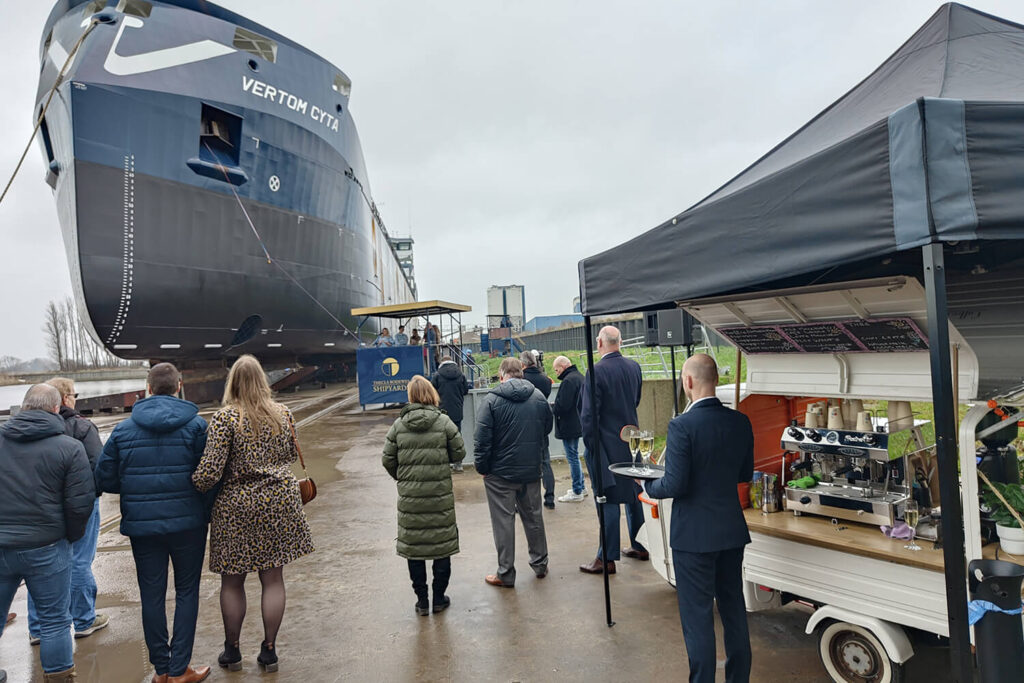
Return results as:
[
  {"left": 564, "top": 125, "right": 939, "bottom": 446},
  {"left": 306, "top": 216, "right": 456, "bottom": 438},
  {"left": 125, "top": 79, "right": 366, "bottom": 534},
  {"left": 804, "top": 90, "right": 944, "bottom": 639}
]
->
[
  {"left": 627, "top": 428, "right": 641, "bottom": 473},
  {"left": 640, "top": 432, "right": 655, "bottom": 475},
  {"left": 903, "top": 500, "right": 921, "bottom": 551}
]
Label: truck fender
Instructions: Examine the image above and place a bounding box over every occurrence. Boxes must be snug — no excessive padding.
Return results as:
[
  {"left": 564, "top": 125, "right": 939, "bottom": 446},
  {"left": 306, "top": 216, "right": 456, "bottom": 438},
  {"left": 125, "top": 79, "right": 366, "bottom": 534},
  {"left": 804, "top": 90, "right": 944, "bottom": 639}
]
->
[{"left": 805, "top": 605, "right": 914, "bottom": 664}]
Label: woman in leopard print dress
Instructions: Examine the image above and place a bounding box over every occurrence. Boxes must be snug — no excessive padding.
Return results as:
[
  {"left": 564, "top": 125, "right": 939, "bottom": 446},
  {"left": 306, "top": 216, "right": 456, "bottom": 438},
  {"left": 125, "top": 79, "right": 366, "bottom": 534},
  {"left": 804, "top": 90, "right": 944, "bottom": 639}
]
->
[{"left": 192, "top": 354, "right": 314, "bottom": 672}]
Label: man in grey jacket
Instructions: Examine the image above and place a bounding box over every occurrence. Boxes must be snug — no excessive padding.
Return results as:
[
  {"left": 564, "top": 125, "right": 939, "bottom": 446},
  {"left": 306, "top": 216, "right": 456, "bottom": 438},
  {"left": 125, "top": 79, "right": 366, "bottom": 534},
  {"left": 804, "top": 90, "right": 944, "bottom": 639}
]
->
[
  {"left": 0, "top": 384, "right": 94, "bottom": 683},
  {"left": 474, "top": 358, "right": 552, "bottom": 588}
]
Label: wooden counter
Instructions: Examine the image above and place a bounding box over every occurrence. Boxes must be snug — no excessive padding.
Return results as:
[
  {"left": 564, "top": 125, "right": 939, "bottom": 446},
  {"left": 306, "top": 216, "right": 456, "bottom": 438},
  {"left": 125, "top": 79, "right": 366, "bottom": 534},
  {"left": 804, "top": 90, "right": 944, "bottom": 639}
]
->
[{"left": 744, "top": 508, "right": 1010, "bottom": 572}]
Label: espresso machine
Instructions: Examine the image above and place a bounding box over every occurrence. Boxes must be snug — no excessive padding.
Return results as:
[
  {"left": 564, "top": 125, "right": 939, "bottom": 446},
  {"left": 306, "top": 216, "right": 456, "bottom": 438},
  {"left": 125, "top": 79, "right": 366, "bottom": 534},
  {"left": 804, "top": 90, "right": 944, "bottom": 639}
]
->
[{"left": 780, "top": 419, "right": 910, "bottom": 526}]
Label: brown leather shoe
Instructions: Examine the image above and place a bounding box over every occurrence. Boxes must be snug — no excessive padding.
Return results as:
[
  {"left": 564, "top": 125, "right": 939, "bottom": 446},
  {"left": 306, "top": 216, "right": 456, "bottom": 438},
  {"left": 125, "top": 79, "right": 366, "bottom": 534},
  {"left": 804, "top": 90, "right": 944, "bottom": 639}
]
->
[
  {"left": 622, "top": 547, "right": 650, "bottom": 561},
  {"left": 151, "top": 675, "right": 168, "bottom": 683},
  {"left": 167, "top": 666, "right": 210, "bottom": 683},
  {"left": 485, "top": 574, "right": 513, "bottom": 587},
  {"left": 579, "top": 558, "right": 616, "bottom": 574},
  {"left": 5, "top": 613, "right": 14, "bottom": 625}
]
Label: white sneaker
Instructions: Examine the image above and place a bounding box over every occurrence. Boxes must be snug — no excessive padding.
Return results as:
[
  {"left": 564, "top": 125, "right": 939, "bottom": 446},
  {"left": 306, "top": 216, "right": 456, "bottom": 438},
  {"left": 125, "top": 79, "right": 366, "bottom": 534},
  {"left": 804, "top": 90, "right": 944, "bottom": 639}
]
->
[
  {"left": 566, "top": 487, "right": 589, "bottom": 497},
  {"left": 558, "top": 491, "right": 585, "bottom": 502}
]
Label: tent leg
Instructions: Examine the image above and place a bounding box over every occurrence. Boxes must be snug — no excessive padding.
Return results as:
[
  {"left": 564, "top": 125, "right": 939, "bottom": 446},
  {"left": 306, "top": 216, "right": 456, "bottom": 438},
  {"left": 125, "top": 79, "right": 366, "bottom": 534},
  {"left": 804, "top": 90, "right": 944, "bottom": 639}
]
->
[
  {"left": 584, "top": 315, "right": 614, "bottom": 627},
  {"left": 923, "top": 243, "right": 973, "bottom": 681}
]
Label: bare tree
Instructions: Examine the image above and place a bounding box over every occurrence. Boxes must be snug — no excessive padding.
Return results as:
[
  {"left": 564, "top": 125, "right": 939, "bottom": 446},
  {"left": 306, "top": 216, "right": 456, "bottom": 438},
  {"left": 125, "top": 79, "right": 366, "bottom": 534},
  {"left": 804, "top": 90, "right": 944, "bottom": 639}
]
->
[
  {"left": 41, "top": 297, "right": 142, "bottom": 370},
  {"left": 43, "top": 300, "right": 67, "bottom": 370}
]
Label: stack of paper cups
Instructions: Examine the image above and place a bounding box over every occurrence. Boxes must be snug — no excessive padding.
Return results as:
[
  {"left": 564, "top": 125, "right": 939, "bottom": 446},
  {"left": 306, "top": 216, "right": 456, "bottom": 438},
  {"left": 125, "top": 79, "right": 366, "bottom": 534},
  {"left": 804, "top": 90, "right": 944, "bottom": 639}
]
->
[
  {"left": 888, "top": 401, "right": 913, "bottom": 432},
  {"left": 827, "top": 406, "right": 844, "bottom": 430},
  {"left": 842, "top": 399, "right": 864, "bottom": 429},
  {"left": 805, "top": 409, "right": 820, "bottom": 429},
  {"left": 855, "top": 411, "right": 873, "bottom": 432}
]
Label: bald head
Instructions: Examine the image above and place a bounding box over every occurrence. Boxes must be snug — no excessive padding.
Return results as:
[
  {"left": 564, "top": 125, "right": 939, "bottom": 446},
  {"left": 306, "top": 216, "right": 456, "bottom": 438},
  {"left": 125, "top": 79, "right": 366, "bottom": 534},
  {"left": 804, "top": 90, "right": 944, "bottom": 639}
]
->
[
  {"left": 552, "top": 355, "right": 571, "bottom": 374},
  {"left": 681, "top": 353, "right": 718, "bottom": 402},
  {"left": 22, "top": 384, "right": 61, "bottom": 413},
  {"left": 597, "top": 325, "right": 621, "bottom": 354}
]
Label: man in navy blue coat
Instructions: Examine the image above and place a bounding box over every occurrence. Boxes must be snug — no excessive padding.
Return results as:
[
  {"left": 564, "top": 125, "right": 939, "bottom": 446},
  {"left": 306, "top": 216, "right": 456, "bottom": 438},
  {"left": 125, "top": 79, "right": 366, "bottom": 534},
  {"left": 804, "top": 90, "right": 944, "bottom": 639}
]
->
[
  {"left": 579, "top": 326, "right": 648, "bottom": 574},
  {"left": 645, "top": 354, "right": 754, "bottom": 683},
  {"left": 95, "top": 363, "right": 212, "bottom": 683}
]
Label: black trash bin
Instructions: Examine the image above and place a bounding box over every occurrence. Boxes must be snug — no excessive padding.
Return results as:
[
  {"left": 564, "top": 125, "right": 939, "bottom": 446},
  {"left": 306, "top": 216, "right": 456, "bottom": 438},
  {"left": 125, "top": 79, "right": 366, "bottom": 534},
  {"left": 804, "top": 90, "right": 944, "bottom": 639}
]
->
[{"left": 968, "top": 558, "right": 1024, "bottom": 683}]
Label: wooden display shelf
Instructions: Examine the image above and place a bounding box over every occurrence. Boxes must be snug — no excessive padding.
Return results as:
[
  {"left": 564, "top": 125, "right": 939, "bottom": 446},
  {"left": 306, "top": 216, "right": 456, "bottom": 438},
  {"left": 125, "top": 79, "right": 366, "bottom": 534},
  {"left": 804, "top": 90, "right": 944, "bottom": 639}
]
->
[{"left": 744, "top": 507, "right": 1017, "bottom": 572}]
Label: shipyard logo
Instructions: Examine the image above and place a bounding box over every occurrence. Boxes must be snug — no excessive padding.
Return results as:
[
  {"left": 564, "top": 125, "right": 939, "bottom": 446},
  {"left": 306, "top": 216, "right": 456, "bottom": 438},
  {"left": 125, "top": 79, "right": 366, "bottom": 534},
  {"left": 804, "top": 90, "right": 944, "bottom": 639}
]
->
[
  {"left": 243, "top": 77, "right": 341, "bottom": 133},
  {"left": 381, "top": 357, "right": 401, "bottom": 377}
]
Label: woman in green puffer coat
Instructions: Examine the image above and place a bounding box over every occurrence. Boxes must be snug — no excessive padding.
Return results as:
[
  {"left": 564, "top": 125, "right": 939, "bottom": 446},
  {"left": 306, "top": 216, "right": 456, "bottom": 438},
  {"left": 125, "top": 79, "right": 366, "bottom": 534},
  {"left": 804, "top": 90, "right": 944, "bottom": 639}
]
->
[{"left": 382, "top": 375, "right": 466, "bottom": 616}]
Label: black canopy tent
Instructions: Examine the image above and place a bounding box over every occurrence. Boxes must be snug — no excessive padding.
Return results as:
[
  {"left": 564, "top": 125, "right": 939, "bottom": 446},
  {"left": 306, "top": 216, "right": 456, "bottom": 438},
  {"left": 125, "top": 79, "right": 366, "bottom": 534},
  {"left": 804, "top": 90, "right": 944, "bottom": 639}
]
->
[{"left": 577, "top": 5, "right": 1024, "bottom": 679}]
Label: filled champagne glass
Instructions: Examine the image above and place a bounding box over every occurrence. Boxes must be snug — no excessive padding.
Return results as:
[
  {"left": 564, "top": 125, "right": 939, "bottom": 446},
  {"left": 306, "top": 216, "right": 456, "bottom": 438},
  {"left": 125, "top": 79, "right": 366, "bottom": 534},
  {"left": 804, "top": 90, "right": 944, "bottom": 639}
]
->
[
  {"left": 904, "top": 501, "right": 921, "bottom": 551},
  {"left": 640, "top": 433, "right": 655, "bottom": 474},
  {"left": 627, "top": 428, "right": 641, "bottom": 472}
]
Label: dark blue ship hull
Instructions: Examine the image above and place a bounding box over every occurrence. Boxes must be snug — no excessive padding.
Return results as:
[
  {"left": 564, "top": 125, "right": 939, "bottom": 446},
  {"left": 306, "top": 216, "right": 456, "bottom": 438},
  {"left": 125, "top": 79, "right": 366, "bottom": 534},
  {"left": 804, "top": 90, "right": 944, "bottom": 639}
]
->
[{"left": 37, "top": 0, "right": 414, "bottom": 361}]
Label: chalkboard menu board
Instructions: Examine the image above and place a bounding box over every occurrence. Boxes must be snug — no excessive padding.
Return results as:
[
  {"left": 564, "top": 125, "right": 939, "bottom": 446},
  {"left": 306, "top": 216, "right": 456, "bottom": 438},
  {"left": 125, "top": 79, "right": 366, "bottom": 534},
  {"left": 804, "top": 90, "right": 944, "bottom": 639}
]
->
[
  {"left": 843, "top": 318, "right": 928, "bottom": 352},
  {"left": 780, "top": 322, "right": 861, "bottom": 353},
  {"left": 719, "top": 317, "right": 928, "bottom": 354},
  {"left": 719, "top": 326, "right": 799, "bottom": 354}
]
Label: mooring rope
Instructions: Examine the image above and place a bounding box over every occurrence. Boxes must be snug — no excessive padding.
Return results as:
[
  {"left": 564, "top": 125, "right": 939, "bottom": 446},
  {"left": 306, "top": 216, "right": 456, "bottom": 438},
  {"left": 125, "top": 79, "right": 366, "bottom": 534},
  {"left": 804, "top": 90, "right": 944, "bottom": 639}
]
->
[
  {"left": 202, "top": 141, "right": 362, "bottom": 343},
  {"left": 0, "top": 19, "right": 100, "bottom": 207}
]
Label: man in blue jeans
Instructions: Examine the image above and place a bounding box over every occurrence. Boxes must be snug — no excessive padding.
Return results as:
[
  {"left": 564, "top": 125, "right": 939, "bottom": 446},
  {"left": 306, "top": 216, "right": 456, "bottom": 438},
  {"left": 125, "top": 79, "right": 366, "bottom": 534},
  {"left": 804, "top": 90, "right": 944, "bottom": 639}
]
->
[
  {"left": 0, "top": 384, "right": 95, "bottom": 683},
  {"left": 551, "top": 356, "right": 586, "bottom": 502},
  {"left": 27, "top": 378, "right": 108, "bottom": 645},
  {"left": 96, "top": 363, "right": 212, "bottom": 683}
]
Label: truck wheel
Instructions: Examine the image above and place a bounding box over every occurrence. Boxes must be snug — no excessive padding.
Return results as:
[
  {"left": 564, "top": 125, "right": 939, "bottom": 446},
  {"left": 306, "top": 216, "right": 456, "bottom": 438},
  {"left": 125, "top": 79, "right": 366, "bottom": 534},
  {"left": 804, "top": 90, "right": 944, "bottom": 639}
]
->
[{"left": 818, "top": 620, "right": 906, "bottom": 683}]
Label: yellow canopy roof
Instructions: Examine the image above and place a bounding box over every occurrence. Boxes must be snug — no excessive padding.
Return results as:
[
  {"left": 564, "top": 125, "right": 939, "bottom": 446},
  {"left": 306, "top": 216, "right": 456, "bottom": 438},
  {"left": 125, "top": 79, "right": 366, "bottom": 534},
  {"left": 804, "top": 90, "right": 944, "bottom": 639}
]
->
[{"left": 350, "top": 300, "right": 472, "bottom": 318}]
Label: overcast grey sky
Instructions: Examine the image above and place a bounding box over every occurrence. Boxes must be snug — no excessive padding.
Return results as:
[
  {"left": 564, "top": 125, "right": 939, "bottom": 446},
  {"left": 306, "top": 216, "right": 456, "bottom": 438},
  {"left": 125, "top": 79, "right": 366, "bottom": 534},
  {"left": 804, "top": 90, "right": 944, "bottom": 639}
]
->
[{"left": 2, "top": 0, "right": 1023, "bottom": 359}]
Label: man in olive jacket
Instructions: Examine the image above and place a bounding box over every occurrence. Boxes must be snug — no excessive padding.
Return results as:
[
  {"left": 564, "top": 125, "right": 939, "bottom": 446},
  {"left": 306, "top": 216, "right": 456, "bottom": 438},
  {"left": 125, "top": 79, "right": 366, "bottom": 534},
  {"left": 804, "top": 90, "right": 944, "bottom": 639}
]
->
[{"left": 474, "top": 357, "right": 552, "bottom": 587}]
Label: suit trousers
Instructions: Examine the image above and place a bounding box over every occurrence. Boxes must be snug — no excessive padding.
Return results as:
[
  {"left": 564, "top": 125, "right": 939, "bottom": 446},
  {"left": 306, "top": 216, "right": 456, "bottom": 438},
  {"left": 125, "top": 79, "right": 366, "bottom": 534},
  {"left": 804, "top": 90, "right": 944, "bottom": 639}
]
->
[
  {"left": 129, "top": 526, "right": 208, "bottom": 677},
  {"left": 671, "top": 546, "right": 751, "bottom": 683},
  {"left": 541, "top": 446, "right": 555, "bottom": 504},
  {"left": 595, "top": 498, "right": 647, "bottom": 561},
  {"left": 483, "top": 475, "right": 548, "bottom": 586}
]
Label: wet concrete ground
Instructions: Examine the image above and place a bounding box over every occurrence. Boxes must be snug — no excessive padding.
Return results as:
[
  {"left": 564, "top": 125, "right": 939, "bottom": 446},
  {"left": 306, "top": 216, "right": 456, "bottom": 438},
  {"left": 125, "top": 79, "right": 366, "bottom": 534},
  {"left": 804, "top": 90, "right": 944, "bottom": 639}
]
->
[{"left": 0, "top": 386, "right": 953, "bottom": 681}]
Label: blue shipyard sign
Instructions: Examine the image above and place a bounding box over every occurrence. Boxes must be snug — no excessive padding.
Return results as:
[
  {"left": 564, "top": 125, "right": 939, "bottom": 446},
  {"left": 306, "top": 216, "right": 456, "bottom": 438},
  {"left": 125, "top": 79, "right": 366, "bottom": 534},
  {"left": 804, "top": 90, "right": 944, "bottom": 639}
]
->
[{"left": 356, "top": 346, "right": 424, "bottom": 405}]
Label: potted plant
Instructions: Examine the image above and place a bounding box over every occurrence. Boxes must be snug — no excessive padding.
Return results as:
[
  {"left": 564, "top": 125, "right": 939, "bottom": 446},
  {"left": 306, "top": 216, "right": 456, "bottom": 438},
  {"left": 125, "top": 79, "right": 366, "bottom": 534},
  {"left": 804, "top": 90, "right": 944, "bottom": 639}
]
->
[{"left": 981, "top": 479, "right": 1024, "bottom": 555}]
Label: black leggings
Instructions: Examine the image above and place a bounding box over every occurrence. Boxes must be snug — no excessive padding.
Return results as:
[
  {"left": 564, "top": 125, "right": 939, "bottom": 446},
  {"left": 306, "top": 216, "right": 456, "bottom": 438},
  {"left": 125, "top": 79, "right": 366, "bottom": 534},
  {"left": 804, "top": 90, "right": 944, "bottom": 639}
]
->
[{"left": 407, "top": 557, "right": 451, "bottom": 601}]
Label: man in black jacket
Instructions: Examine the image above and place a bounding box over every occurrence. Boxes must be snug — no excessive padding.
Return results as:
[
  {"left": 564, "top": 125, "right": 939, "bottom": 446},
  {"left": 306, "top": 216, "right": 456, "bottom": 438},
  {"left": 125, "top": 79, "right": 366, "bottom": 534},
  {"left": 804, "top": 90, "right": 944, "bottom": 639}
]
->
[
  {"left": 24, "top": 378, "right": 108, "bottom": 647},
  {"left": 432, "top": 356, "right": 469, "bottom": 472},
  {"left": 551, "top": 356, "right": 586, "bottom": 502},
  {"left": 474, "top": 358, "right": 552, "bottom": 587},
  {"left": 520, "top": 351, "right": 556, "bottom": 508},
  {"left": 0, "top": 384, "right": 94, "bottom": 683}
]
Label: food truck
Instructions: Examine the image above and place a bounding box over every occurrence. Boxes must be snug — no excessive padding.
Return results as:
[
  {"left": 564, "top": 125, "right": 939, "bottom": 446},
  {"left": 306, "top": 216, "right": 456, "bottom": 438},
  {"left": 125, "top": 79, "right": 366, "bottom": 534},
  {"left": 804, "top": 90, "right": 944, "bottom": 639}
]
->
[{"left": 576, "top": 5, "right": 1024, "bottom": 681}]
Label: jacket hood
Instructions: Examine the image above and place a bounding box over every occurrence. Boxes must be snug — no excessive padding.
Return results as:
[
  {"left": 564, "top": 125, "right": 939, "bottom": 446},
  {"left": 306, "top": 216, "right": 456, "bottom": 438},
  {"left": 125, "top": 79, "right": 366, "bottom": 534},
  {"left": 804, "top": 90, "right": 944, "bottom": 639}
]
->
[
  {"left": 58, "top": 405, "right": 80, "bottom": 420},
  {"left": 557, "top": 364, "right": 579, "bottom": 380},
  {"left": 129, "top": 395, "right": 199, "bottom": 433},
  {"left": 492, "top": 378, "right": 536, "bottom": 402},
  {"left": 438, "top": 362, "right": 462, "bottom": 379},
  {"left": 399, "top": 403, "right": 442, "bottom": 432},
  {"left": 0, "top": 409, "right": 66, "bottom": 442}
]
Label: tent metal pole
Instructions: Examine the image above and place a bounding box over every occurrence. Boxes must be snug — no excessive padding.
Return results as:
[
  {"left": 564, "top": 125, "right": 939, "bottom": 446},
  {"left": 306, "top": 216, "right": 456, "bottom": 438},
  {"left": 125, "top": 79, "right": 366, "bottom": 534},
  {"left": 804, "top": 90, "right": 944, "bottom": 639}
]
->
[
  {"left": 922, "top": 243, "right": 973, "bottom": 682},
  {"left": 671, "top": 350, "right": 679, "bottom": 416},
  {"left": 584, "top": 315, "right": 614, "bottom": 627}
]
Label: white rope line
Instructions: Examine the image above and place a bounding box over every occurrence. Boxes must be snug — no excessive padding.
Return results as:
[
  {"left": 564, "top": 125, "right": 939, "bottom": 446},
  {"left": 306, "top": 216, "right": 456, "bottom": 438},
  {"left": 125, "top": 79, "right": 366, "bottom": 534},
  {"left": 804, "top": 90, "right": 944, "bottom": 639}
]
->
[{"left": 0, "top": 20, "right": 99, "bottom": 206}]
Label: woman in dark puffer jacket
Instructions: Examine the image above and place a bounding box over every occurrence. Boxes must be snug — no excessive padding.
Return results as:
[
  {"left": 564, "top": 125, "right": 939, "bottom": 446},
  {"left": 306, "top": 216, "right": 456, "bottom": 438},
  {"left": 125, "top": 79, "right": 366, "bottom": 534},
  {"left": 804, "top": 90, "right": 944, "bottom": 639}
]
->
[{"left": 382, "top": 376, "right": 465, "bottom": 616}]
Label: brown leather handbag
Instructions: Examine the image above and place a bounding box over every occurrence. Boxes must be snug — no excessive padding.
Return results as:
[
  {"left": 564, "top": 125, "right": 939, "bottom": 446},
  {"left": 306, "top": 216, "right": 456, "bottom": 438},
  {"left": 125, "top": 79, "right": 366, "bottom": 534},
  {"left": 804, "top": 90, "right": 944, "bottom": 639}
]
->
[{"left": 289, "top": 421, "right": 317, "bottom": 505}]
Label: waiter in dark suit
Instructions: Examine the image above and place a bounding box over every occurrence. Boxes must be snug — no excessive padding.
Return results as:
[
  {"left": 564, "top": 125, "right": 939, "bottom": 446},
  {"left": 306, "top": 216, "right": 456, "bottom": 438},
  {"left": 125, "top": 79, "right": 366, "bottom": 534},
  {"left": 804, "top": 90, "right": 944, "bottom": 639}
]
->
[
  {"left": 645, "top": 353, "right": 754, "bottom": 683},
  {"left": 579, "top": 326, "right": 648, "bottom": 574}
]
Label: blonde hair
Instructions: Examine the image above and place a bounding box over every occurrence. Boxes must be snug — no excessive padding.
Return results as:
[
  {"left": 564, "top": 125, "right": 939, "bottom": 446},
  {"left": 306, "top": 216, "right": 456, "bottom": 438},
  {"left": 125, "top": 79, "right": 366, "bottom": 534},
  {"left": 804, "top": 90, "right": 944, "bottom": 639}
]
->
[
  {"left": 407, "top": 375, "right": 440, "bottom": 406},
  {"left": 46, "top": 377, "right": 75, "bottom": 400},
  {"left": 223, "top": 354, "right": 283, "bottom": 434}
]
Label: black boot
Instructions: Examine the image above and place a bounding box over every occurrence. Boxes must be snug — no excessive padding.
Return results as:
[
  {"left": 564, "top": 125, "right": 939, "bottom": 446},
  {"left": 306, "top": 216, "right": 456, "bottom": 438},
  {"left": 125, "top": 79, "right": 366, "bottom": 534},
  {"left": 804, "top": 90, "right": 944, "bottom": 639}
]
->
[
  {"left": 258, "top": 641, "right": 278, "bottom": 673},
  {"left": 432, "top": 557, "right": 452, "bottom": 613},
  {"left": 432, "top": 595, "right": 451, "bottom": 613},
  {"left": 218, "top": 640, "right": 242, "bottom": 671},
  {"left": 415, "top": 588, "right": 430, "bottom": 616}
]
